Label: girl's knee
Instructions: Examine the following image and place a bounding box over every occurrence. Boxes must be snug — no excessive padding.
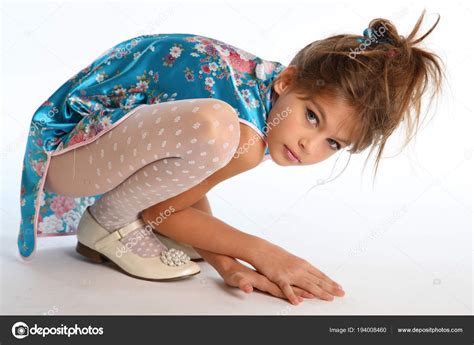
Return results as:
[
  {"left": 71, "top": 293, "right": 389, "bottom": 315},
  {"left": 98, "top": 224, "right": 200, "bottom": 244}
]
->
[
  {"left": 204, "top": 132, "right": 240, "bottom": 171},
  {"left": 203, "top": 100, "right": 240, "bottom": 141},
  {"left": 202, "top": 99, "right": 239, "bottom": 127},
  {"left": 144, "top": 98, "right": 240, "bottom": 167},
  {"left": 184, "top": 99, "right": 240, "bottom": 145}
]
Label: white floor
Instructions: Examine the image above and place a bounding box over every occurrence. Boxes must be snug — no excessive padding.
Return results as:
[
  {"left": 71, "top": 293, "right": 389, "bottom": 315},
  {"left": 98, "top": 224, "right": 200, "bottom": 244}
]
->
[
  {"left": 1, "top": 152, "right": 472, "bottom": 315},
  {"left": 1, "top": 1, "right": 472, "bottom": 315}
]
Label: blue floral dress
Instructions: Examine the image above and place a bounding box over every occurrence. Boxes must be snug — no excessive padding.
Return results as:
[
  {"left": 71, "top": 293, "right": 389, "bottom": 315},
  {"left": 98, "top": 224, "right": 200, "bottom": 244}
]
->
[{"left": 18, "top": 33, "right": 286, "bottom": 260}]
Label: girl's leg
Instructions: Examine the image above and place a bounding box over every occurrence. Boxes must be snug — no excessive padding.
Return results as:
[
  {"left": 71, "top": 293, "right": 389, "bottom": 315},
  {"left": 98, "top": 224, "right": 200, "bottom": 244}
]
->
[{"left": 45, "top": 98, "right": 240, "bottom": 257}]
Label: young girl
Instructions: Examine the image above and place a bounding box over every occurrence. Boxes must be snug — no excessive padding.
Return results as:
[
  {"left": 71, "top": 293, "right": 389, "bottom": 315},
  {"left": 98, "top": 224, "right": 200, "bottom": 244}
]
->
[{"left": 18, "top": 10, "right": 443, "bottom": 306}]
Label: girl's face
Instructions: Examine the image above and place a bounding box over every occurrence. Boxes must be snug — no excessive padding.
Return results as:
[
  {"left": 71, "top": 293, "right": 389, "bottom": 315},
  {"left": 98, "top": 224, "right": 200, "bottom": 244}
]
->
[{"left": 265, "top": 66, "right": 357, "bottom": 166}]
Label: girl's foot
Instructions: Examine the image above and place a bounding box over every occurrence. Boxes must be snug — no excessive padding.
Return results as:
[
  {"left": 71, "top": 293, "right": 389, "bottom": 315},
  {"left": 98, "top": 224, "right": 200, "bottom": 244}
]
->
[{"left": 76, "top": 206, "right": 200, "bottom": 281}]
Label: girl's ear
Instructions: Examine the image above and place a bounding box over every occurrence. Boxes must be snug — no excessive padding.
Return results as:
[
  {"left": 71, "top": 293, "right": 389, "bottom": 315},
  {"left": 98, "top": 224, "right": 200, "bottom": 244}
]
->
[{"left": 274, "top": 65, "right": 297, "bottom": 96}]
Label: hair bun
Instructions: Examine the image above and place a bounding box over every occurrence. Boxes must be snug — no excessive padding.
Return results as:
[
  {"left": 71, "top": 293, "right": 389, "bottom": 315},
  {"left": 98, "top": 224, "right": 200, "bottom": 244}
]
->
[{"left": 367, "top": 19, "right": 402, "bottom": 47}]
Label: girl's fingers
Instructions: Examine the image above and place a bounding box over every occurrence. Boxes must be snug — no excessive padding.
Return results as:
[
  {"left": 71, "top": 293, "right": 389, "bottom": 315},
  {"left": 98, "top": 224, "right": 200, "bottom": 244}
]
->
[
  {"left": 245, "top": 272, "right": 286, "bottom": 300},
  {"left": 307, "top": 273, "right": 345, "bottom": 297},
  {"left": 225, "top": 271, "right": 250, "bottom": 292},
  {"left": 234, "top": 272, "right": 313, "bottom": 304},
  {"left": 299, "top": 279, "right": 335, "bottom": 301},
  {"left": 277, "top": 280, "right": 300, "bottom": 305},
  {"left": 253, "top": 276, "right": 307, "bottom": 303},
  {"left": 237, "top": 278, "right": 254, "bottom": 294},
  {"left": 314, "top": 277, "right": 345, "bottom": 297},
  {"left": 253, "top": 276, "right": 286, "bottom": 299},
  {"left": 307, "top": 267, "right": 343, "bottom": 290},
  {"left": 292, "top": 287, "right": 315, "bottom": 299}
]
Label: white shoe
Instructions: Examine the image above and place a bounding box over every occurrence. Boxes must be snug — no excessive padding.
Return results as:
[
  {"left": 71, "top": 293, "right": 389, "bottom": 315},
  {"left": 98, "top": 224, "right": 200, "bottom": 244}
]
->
[
  {"left": 76, "top": 206, "right": 201, "bottom": 281},
  {"left": 153, "top": 232, "right": 203, "bottom": 261}
]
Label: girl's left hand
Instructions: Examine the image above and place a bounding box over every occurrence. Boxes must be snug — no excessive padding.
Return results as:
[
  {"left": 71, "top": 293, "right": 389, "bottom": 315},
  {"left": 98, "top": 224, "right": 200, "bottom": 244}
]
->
[{"left": 220, "top": 260, "right": 315, "bottom": 304}]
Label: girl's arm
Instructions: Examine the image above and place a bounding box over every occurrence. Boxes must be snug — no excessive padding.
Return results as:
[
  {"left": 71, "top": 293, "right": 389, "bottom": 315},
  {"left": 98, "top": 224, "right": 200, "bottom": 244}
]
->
[
  {"left": 189, "top": 195, "right": 243, "bottom": 274},
  {"left": 144, "top": 192, "right": 344, "bottom": 304},
  {"left": 143, "top": 200, "right": 268, "bottom": 265},
  {"left": 142, "top": 124, "right": 344, "bottom": 302}
]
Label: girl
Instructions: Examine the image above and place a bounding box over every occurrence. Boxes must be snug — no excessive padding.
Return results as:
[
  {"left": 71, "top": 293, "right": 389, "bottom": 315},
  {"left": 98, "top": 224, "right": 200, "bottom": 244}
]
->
[{"left": 18, "top": 10, "right": 443, "bottom": 306}]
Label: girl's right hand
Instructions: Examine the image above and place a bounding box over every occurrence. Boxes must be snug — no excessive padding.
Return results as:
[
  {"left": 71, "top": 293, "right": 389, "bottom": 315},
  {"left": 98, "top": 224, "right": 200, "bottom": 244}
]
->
[{"left": 250, "top": 242, "right": 345, "bottom": 305}]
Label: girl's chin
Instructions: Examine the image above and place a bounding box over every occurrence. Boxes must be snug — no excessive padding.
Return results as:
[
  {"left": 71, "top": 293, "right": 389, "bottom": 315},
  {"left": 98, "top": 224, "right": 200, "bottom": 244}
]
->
[
  {"left": 270, "top": 145, "right": 298, "bottom": 167},
  {"left": 268, "top": 152, "right": 291, "bottom": 166},
  {"left": 266, "top": 144, "right": 288, "bottom": 166}
]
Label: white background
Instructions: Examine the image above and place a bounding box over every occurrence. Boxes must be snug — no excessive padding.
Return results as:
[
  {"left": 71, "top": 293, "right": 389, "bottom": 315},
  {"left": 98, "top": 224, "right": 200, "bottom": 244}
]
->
[{"left": 1, "top": 0, "right": 472, "bottom": 315}]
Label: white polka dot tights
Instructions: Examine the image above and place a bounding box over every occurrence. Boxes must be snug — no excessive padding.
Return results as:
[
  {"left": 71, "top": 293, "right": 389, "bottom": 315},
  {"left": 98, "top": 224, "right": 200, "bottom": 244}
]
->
[{"left": 45, "top": 99, "right": 241, "bottom": 257}]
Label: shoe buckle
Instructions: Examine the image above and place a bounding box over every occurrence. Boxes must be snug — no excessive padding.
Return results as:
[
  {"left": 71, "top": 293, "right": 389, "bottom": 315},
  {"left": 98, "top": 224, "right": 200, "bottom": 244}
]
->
[{"left": 94, "top": 218, "right": 146, "bottom": 251}]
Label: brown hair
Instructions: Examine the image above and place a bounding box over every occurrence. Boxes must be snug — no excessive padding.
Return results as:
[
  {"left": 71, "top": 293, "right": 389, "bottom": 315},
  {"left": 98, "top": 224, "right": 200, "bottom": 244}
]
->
[{"left": 270, "top": 9, "right": 445, "bottom": 180}]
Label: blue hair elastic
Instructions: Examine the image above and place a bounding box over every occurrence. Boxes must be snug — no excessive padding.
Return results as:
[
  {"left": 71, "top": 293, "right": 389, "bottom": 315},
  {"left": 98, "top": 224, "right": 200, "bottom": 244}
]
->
[{"left": 356, "top": 27, "right": 395, "bottom": 46}]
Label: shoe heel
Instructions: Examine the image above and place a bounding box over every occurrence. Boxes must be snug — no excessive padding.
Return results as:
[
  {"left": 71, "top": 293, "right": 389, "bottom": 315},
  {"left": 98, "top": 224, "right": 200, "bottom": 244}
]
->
[{"left": 76, "top": 241, "right": 110, "bottom": 264}]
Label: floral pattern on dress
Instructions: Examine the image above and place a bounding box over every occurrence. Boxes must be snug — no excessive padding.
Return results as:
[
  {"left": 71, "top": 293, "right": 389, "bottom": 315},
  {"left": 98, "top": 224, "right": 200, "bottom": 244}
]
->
[{"left": 18, "top": 32, "right": 286, "bottom": 259}]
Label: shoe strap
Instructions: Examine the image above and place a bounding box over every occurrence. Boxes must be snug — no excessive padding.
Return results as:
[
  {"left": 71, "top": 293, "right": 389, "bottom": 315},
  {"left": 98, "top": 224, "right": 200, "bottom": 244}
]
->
[{"left": 94, "top": 218, "right": 147, "bottom": 251}]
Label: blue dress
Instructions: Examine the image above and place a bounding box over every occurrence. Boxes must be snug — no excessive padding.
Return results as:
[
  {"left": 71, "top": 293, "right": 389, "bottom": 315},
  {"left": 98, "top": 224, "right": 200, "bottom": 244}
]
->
[{"left": 18, "top": 33, "right": 286, "bottom": 259}]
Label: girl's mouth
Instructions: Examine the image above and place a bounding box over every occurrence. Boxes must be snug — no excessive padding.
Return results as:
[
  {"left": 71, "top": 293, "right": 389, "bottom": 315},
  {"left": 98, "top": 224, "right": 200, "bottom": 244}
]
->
[{"left": 284, "top": 145, "right": 300, "bottom": 163}]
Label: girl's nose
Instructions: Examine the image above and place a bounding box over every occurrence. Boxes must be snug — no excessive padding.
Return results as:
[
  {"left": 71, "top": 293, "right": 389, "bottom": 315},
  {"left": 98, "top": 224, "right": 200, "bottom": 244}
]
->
[{"left": 299, "top": 136, "right": 319, "bottom": 156}]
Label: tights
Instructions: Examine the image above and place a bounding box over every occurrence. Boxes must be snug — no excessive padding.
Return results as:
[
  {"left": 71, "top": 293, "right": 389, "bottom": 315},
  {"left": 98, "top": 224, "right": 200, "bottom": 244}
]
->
[{"left": 44, "top": 99, "right": 241, "bottom": 257}]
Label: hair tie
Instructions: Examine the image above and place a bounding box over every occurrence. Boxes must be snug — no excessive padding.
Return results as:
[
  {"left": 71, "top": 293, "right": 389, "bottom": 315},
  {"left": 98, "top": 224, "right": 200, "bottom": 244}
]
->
[
  {"left": 356, "top": 26, "right": 399, "bottom": 58},
  {"left": 356, "top": 26, "right": 396, "bottom": 46}
]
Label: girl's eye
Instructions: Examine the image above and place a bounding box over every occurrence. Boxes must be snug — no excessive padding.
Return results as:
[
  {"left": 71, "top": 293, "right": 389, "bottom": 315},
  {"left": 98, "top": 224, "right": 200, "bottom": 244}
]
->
[
  {"left": 305, "top": 108, "right": 341, "bottom": 151},
  {"left": 328, "top": 139, "right": 341, "bottom": 151},
  {"left": 305, "top": 108, "right": 319, "bottom": 126}
]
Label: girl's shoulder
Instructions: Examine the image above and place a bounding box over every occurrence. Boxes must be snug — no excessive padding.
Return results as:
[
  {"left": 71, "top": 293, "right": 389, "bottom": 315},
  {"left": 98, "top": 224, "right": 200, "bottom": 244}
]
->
[{"left": 237, "top": 122, "right": 267, "bottom": 168}]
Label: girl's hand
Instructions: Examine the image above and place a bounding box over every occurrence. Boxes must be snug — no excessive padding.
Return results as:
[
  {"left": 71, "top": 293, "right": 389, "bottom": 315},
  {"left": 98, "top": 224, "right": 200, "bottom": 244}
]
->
[
  {"left": 250, "top": 242, "right": 345, "bottom": 305},
  {"left": 219, "top": 259, "right": 316, "bottom": 304}
]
